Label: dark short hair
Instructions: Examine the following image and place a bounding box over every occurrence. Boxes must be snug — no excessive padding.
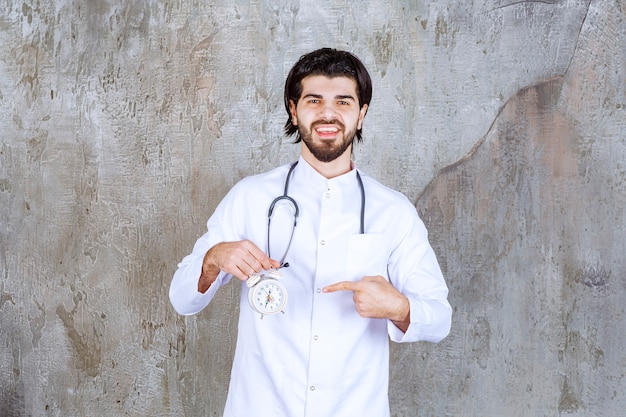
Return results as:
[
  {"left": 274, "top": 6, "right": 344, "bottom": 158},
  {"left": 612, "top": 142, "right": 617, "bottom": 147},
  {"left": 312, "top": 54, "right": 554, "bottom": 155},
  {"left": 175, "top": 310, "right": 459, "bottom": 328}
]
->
[{"left": 283, "top": 48, "right": 372, "bottom": 142}]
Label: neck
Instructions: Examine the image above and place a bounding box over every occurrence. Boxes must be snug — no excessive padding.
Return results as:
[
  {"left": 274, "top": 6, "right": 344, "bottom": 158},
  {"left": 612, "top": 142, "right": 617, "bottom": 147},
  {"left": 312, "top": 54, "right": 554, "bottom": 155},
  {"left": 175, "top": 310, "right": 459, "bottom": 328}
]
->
[{"left": 301, "top": 145, "right": 353, "bottom": 179}]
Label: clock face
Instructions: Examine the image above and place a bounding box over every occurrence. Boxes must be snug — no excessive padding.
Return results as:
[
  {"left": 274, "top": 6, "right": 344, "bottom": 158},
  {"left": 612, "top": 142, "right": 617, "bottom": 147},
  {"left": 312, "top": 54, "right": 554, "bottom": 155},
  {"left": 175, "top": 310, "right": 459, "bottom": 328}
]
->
[{"left": 248, "top": 279, "right": 287, "bottom": 315}]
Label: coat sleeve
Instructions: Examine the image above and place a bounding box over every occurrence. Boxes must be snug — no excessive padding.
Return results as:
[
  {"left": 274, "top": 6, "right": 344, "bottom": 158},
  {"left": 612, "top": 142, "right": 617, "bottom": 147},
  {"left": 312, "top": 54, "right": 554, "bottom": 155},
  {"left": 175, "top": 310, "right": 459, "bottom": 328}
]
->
[
  {"left": 169, "top": 180, "right": 249, "bottom": 315},
  {"left": 386, "top": 201, "right": 452, "bottom": 343}
]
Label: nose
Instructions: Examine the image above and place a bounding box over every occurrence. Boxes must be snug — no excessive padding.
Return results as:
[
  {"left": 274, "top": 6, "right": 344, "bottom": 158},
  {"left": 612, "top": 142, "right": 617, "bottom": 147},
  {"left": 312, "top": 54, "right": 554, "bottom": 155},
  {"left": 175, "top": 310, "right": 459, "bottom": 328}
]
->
[{"left": 319, "top": 101, "right": 338, "bottom": 120}]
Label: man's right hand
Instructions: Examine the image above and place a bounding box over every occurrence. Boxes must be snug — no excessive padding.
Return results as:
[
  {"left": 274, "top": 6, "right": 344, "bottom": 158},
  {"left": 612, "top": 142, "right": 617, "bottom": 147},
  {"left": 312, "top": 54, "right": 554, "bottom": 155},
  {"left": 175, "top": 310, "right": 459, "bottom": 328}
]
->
[{"left": 198, "top": 240, "right": 280, "bottom": 293}]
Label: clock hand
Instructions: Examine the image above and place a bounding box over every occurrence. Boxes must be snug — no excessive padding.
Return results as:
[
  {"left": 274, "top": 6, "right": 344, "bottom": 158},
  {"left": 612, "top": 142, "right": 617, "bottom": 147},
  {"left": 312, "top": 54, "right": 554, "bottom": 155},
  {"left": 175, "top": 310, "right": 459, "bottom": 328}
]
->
[{"left": 264, "top": 289, "right": 275, "bottom": 307}]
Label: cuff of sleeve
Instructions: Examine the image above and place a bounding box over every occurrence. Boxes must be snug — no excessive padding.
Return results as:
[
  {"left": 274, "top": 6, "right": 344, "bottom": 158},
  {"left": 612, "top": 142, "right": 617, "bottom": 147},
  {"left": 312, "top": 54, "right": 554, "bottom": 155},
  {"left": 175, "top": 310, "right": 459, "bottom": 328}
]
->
[
  {"left": 170, "top": 258, "right": 228, "bottom": 315},
  {"left": 387, "top": 297, "right": 452, "bottom": 343},
  {"left": 388, "top": 319, "right": 407, "bottom": 342},
  {"left": 387, "top": 296, "right": 416, "bottom": 342}
]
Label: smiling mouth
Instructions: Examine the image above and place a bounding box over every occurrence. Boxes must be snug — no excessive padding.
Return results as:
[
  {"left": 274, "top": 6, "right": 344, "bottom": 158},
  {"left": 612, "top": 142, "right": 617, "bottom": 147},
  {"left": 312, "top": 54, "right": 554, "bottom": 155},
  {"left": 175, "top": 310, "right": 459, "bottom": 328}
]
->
[
  {"left": 316, "top": 126, "right": 339, "bottom": 133},
  {"left": 313, "top": 121, "right": 343, "bottom": 138}
]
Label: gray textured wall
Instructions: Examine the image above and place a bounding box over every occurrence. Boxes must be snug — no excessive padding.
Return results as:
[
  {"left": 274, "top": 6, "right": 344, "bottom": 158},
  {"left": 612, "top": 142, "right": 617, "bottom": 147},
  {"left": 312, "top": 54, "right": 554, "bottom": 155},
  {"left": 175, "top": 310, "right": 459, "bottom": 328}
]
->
[{"left": 1, "top": 0, "right": 624, "bottom": 416}]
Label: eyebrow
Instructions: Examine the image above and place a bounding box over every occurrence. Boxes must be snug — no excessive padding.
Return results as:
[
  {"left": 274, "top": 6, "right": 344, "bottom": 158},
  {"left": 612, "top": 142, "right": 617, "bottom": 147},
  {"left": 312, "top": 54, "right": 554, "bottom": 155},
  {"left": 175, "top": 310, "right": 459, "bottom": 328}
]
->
[{"left": 302, "top": 93, "right": 357, "bottom": 101}]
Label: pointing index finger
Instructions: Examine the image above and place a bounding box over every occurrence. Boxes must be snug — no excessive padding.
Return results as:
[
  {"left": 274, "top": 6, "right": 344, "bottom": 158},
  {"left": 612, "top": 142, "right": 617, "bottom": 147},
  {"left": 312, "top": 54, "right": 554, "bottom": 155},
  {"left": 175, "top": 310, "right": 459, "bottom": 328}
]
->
[{"left": 322, "top": 281, "right": 359, "bottom": 293}]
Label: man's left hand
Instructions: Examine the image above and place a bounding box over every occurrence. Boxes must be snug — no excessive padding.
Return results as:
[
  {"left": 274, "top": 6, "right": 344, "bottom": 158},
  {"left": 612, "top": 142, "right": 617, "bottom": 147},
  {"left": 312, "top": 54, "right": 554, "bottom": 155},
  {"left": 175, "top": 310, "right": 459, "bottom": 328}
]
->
[{"left": 323, "top": 276, "right": 410, "bottom": 332}]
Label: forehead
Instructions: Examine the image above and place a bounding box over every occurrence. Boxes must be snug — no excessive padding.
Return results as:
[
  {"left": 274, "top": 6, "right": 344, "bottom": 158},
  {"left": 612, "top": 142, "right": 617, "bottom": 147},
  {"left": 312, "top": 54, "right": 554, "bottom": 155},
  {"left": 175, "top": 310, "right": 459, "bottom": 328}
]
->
[{"left": 299, "top": 75, "right": 358, "bottom": 97}]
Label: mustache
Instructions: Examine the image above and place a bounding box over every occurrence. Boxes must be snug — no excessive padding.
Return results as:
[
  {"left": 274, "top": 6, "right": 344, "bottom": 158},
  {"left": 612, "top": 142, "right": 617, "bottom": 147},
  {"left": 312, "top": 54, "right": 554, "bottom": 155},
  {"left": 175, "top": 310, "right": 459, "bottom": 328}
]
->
[{"left": 311, "top": 119, "right": 345, "bottom": 130}]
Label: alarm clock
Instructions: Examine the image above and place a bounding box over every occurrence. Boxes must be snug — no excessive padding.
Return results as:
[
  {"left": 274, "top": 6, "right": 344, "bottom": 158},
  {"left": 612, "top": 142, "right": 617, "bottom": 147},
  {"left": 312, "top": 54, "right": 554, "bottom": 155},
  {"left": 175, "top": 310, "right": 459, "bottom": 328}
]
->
[{"left": 246, "top": 270, "right": 287, "bottom": 317}]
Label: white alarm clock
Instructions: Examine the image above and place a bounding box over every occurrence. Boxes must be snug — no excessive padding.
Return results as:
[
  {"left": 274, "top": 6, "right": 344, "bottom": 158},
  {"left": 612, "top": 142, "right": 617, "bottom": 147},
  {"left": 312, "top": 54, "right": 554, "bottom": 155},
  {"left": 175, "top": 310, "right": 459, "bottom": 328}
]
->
[{"left": 246, "top": 270, "right": 287, "bottom": 317}]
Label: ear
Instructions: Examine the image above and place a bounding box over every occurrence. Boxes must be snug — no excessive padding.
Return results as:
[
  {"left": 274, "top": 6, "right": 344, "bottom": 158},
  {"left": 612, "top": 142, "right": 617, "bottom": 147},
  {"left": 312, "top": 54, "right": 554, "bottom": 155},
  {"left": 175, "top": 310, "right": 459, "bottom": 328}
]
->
[
  {"left": 289, "top": 100, "right": 298, "bottom": 126},
  {"left": 357, "top": 104, "right": 368, "bottom": 130}
]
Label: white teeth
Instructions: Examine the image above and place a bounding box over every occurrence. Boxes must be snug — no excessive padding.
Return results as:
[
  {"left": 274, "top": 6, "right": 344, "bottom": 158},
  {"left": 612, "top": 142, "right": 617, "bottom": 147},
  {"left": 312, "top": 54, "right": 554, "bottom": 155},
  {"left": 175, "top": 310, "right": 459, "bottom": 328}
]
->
[{"left": 317, "top": 127, "right": 338, "bottom": 133}]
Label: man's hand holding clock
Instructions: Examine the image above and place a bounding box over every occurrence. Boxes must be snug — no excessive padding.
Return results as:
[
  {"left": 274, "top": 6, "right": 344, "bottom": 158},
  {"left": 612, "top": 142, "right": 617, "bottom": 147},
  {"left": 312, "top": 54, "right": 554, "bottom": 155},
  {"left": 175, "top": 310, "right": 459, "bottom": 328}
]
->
[{"left": 198, "top": 240, "right": 280, "bottom": 293}]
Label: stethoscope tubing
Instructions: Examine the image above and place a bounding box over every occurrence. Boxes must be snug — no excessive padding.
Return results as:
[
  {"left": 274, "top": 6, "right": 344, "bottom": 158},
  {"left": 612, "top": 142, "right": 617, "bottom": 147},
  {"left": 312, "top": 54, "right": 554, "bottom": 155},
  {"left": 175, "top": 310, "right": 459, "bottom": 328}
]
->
[{"left": 267, "top": 161, "right": 366, "bottom": 267}]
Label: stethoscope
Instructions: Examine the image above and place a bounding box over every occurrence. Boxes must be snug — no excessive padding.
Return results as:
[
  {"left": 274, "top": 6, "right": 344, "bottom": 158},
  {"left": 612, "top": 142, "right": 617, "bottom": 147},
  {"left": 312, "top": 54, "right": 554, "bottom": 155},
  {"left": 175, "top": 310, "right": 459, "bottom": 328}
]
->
[{"left": 267, "top": 161, "right": 366, "bottom": 267}]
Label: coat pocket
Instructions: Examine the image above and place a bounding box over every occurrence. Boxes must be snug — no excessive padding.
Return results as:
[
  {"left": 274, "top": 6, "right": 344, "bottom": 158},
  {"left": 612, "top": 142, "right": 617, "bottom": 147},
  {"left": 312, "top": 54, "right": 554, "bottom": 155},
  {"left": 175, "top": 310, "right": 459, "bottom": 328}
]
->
[{"left": 346, "top": 234, "right": 388, "bottom": 280}]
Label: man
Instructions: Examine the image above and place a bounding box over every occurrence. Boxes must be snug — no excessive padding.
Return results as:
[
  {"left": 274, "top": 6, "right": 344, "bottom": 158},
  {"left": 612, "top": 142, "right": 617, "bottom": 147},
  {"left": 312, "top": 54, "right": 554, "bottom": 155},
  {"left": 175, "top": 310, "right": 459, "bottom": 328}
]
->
[{"left": 169, "top": 48, "right": 452, "bottom": 417}]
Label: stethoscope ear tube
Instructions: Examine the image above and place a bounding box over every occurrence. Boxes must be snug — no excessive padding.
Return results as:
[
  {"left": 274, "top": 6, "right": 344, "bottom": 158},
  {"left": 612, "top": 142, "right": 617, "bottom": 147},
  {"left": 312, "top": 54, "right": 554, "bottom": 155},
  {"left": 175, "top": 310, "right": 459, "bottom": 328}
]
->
[
  {"left": 356, "top": 171, "right": 365, "bottom": 235},
  {"left": 268, "top": 195, "right": 299, "bottom": 223},
  {"left": 267, "top": 194, "right": 298, "bottom": 268},
  {"left": 267, "top": 161, "right": 300, "bottom": 266}
]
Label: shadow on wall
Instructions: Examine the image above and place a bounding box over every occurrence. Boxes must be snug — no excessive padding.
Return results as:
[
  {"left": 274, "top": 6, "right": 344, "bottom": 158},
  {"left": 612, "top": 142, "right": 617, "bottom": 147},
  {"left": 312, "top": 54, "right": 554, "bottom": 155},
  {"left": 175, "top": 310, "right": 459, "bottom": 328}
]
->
[{"left": 416, "top": 77, "right": 625, "bottom": 415}]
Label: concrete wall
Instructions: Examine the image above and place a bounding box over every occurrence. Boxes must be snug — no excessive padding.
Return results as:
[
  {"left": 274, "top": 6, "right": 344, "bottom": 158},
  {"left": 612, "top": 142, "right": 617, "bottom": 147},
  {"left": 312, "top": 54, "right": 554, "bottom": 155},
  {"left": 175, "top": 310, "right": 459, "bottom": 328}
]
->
[{"left": 1, "top": 0, "right": 624, "bottom": 416}]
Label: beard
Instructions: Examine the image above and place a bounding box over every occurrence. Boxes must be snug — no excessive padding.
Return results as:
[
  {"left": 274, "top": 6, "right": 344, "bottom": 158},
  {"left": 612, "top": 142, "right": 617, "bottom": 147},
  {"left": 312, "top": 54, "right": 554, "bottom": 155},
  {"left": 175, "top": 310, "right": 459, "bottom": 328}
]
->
[{"left": 299, "top": 119, "right": 358, "bottom": 163}]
